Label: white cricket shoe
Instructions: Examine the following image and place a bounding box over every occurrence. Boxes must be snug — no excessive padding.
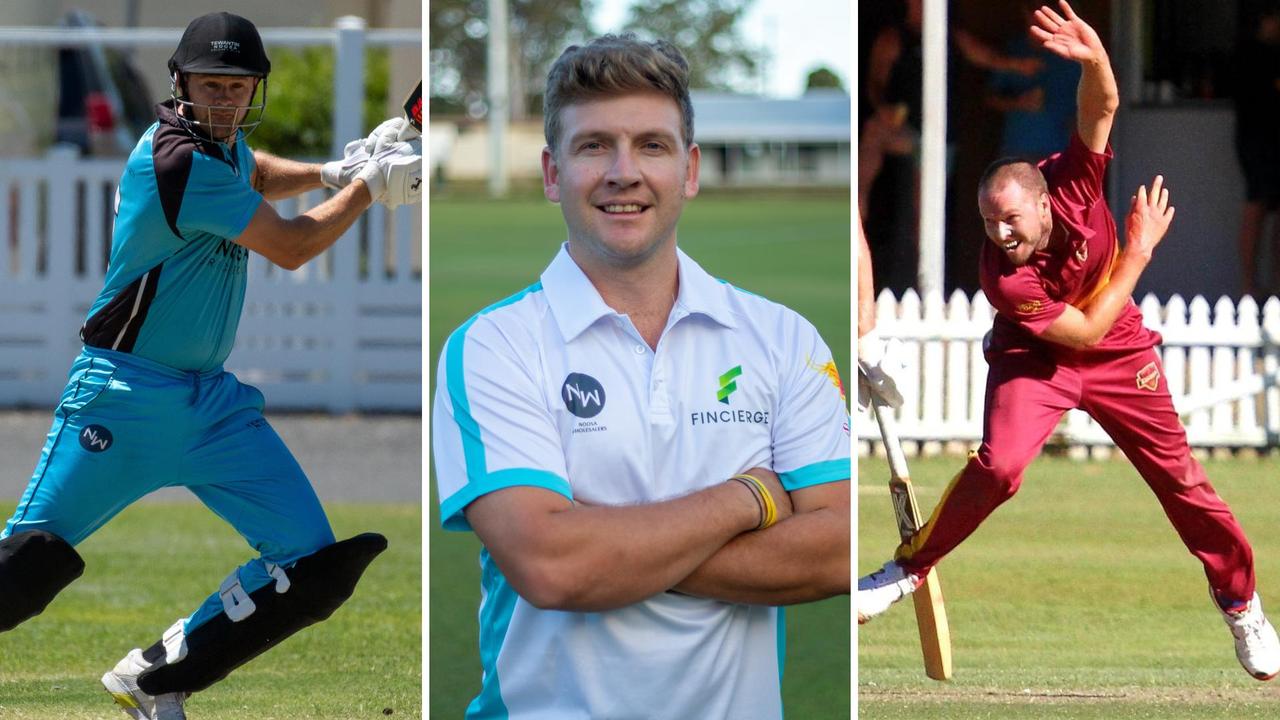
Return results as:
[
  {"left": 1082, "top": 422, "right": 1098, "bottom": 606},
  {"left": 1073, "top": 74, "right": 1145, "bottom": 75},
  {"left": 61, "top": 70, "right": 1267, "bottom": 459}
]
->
[
  {"left": 857, "top": 560, "right": 922, "bottom": 625},
  {"left": 102, "top": 648, "right": 189, "bottom": 720},
  {"left": 1220, "top": 592, "right": 1280, "bottom": 681}
]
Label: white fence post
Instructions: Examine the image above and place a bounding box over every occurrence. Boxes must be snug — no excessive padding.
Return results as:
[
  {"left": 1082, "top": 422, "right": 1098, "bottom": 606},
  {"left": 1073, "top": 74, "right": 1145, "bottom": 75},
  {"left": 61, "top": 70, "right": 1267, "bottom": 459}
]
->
[
  {"left": 327, "top": 16, "right": 369, "bottom": 413},
  {"left": 1186, "top": 296, "right": 1213, "bottom": 438},
  {"left": 45, "top": 147, "right": 79, "bottom": 362},
  {"left": 1237, "top": 296, "right": 1261, "bottom": 443},
  {"left": 1265, "top": 298, "right": 1280, "bottom": 444},
  {"left": 920, "top": 290, "right": 945, "bottom": 454},
  {"left": 944, "top": 289, "right": 969, "bottom": 445}
]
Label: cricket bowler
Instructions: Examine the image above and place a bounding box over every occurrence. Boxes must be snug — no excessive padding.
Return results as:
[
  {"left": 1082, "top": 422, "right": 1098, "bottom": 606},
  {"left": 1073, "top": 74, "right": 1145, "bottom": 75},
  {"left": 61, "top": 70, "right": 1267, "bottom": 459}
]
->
[
  {"left": 858, "top": 1, "right": 1280, "bottom": 680},
  {"left": 433, "top": 34, "right": 851, "bottom": 718},
  {"left": 0, "top": 12, "right": 421, "bottom": 718}
]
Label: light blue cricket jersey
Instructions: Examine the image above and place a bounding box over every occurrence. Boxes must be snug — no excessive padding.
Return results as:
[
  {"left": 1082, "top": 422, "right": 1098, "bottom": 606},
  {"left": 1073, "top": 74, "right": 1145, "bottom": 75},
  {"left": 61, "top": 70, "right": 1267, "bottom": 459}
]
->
[{"left": 80, "top": 100, "right": 263, "bottom": 373}]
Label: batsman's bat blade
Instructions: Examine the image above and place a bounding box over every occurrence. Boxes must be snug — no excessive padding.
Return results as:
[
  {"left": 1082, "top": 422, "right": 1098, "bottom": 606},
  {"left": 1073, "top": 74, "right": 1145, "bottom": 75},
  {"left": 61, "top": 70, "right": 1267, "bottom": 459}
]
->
[
  {"left": 864, "top": 373, "right": 953, "bottom": 681},
  {"left": 915, "top": 570, "right": 952, "bottom": 680},
  {"left": 402, "top": 80, "right": 423, "bottom": 133}
]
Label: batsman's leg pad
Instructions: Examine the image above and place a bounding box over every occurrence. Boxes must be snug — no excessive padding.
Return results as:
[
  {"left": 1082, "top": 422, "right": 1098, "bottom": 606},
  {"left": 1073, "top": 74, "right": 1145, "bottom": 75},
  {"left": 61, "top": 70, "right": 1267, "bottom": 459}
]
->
[
  {"left": 0, "top": 529, "right": 84, "bottom": 631},
  {"left": 136, "top": 532, "right": 387, "bottom": 694}
]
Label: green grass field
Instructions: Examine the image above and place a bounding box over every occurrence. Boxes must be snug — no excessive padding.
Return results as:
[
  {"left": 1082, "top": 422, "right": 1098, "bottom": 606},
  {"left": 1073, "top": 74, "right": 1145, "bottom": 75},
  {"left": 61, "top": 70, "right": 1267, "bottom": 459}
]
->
[
  {"left": 859, "top": 454, "right": 1280, "bottom": 719},
  {"left": 429, "top": 192, "right": 852, "bottom": 719},
  {"left": 0, "top": 502, "right": 421, "bottom": 720}
]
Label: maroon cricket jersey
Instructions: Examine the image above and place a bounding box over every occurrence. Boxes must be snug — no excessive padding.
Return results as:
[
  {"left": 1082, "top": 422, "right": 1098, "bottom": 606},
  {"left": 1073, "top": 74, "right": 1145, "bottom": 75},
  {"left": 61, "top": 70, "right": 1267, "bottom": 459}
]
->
[{"left": 980, "top": 133, "right": 1162, "bottom": 357}]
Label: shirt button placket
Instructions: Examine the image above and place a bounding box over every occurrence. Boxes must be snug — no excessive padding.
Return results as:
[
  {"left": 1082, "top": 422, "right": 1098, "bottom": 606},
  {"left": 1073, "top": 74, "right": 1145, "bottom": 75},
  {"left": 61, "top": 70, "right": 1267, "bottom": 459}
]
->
[{"left": 649, "top": 352, "right": 671, "bottom": 422}]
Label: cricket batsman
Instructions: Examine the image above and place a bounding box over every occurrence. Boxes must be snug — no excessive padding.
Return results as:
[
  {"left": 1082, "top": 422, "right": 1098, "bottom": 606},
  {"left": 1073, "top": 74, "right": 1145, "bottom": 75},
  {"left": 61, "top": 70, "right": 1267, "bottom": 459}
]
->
[
  {"left": 0, "top": 12, "right": 421, "bottom": 718},
  {"left": 433, "top": 34, "right": 850, "bottom": 718},
  {"left": 858, "top": 1, "right": 1280, "bottom": 680}
]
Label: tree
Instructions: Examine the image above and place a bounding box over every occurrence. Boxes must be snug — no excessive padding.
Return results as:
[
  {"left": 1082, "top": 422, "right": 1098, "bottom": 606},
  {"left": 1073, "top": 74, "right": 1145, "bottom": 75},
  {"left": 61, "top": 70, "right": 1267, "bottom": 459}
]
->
[
  {"left": 805, "top": 66, "right": 845, "bottom": 92},
  {"left": 429, "top": 0, "right": 594, "bottom": 120},
  {"left": 250, "top": 47, "right": 390, "bottom": 157},
  {"left": 622, "top": 0, "right": 761, "bottom": 91}
]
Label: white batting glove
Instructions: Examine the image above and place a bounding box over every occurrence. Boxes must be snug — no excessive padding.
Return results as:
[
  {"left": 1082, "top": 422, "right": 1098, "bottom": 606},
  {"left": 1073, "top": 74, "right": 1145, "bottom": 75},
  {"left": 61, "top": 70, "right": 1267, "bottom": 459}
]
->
[
  {"left": 321, "top": 139, "right": 371, "bottom": 190},
  {"left": 857, "top": 327, "right": 905, "bottom": 410},
  {"left": 356, "top": 139, "right": 422, "bottom": 209},
  {"left": 363, "top": 116, "right": 421, "bottom": 156}
]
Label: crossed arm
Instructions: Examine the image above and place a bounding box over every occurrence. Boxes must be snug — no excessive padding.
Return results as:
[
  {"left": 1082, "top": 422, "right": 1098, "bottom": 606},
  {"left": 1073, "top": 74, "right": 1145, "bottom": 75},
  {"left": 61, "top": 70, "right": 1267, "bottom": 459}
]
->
[
  {"left": 465, "top": 473, "right": 849, "bottom": 612},
  {"left": 673, "top": 479, "right": 849, "bottom": 606}
]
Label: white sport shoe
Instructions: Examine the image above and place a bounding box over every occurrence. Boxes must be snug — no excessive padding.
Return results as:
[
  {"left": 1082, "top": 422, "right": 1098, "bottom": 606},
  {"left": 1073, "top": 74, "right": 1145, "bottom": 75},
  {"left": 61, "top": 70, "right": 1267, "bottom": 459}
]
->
[
  {"left": 857, "top": 560, "right": 922, "bottom": 625},
  {"left": 102, "top": 648, "right": 189, "bottom": 720},
  {"left": 1220, "top": 592, "right": 1280, "bottom": 681}
]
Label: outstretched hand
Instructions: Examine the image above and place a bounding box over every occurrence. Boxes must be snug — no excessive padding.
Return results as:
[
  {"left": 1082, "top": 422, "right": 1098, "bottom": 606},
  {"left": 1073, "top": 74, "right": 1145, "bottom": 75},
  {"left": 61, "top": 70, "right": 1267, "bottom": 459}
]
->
[
  {"left": 1030, "top": 1, "right": 1105, "bottom": 64},
  {"left": 1124, "top": 175, "right": 1175, "bottom": 261}
]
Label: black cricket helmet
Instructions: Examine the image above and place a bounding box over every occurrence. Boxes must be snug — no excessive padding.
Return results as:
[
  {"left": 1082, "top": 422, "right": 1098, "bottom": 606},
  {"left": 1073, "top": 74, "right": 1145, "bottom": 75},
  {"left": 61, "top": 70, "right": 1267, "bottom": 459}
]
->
[{"left": 168, "top": 12, "right": 270, "bottom": 143}]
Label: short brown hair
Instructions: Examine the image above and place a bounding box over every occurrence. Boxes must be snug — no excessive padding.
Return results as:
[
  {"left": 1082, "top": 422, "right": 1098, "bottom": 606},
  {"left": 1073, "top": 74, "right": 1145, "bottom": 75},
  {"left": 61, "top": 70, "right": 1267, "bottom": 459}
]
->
[
  {"left": 978, "top": 157, "right": 1048, "bottom": 197},
  {"left": 543, "top": 34, "right": 694, "bottom": 153}
]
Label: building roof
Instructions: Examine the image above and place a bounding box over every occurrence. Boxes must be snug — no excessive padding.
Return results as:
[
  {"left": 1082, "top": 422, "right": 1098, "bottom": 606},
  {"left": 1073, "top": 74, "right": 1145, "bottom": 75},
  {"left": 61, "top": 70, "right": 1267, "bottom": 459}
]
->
[{"left": 691, "top": 89, "right": 850, "bottom": 144}]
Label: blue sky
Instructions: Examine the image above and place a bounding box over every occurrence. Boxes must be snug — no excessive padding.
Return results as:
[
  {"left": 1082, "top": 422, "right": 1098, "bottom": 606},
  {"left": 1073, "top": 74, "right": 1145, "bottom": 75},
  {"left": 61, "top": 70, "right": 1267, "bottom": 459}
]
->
[{"left": 591, "top": 0, "right": 852, "bottom": 97}]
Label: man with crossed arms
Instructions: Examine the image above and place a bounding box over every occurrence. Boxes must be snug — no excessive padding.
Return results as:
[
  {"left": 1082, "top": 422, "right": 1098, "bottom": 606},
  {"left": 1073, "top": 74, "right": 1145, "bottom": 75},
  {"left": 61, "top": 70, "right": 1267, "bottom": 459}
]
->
[
  {"left": 859, "top": 1, "right": 1280, "bottom": 679},
  {"left": 434, "top": 35, "right": 850, "bottom": 719}
]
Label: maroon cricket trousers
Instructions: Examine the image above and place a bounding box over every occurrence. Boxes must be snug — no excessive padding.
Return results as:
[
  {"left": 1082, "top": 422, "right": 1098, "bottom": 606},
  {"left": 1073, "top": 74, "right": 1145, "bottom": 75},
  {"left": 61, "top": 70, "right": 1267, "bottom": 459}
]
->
[{"left": 897, "top": 345, "right": 1256, "bottom": 607}]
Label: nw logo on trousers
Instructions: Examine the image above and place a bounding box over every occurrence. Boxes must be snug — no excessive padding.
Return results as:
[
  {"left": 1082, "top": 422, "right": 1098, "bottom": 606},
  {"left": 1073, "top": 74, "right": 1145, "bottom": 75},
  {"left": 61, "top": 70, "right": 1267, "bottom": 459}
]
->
[
  {"left": 562, "top": 373, "right": 606, "bottom": 419},
  {"left": 79, "top": 424, "right": 113, "bottom": 453}
]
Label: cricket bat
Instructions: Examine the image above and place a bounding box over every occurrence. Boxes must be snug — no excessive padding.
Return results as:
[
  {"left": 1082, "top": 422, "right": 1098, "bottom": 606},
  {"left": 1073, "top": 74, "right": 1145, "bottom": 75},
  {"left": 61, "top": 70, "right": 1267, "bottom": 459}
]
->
[
  {"left": 402, "top": 80, "right": 422, "bottom": 134},
  {"left": 865, "top": 382, "right": 953, "bottom": 681}
]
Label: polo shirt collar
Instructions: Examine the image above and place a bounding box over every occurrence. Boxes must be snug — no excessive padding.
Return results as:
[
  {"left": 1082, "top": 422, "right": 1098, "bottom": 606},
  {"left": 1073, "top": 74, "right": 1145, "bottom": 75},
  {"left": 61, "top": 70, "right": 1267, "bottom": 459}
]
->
[{"left": 541, "top": 243, "right": 739, "bottom": 343}]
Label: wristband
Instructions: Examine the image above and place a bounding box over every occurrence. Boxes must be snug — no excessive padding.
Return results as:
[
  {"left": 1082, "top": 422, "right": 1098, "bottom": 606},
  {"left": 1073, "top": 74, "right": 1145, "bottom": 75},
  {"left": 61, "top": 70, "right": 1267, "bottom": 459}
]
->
[
  {"left": 731, "top": 476, "right": 766, "bottom": 529},
  {"left": 733, "top": 473, "right": 778, "bottom": 530}
]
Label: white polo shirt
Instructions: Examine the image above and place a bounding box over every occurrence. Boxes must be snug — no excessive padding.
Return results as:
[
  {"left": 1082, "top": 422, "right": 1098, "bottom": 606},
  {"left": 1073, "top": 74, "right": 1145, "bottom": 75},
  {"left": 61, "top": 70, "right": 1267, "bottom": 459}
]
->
[{"left": 433, "top": 244, "right": 850, "bottom": 720}]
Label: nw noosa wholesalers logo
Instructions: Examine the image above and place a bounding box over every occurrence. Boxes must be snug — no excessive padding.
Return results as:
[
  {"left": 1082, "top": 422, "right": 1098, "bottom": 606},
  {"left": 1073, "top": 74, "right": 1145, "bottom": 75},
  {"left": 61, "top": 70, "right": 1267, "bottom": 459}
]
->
[
  {"left": 79, "top": 424, "right": 113, "bottom": 453},
  {"left": 562, "top": 372, "right": 605, "bottom": 419}
]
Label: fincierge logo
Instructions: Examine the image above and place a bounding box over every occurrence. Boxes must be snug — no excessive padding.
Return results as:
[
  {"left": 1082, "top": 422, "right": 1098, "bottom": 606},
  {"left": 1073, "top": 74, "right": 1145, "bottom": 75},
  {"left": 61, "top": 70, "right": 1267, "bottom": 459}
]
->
[
  {"left": 690, "top": 408, "right": 770, "bottom": 426},
  {"left": 694, "top": 363, "right": 767, "bottom": 426},
  {"left": 717, "top": 365, "right": 742, "bottom": 404}
]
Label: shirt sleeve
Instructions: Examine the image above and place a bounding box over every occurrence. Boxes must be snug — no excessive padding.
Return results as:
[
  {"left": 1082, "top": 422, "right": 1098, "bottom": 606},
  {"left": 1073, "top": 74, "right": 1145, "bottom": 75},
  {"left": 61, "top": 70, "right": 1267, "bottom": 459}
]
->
[
  {"left": 984, "top": 264, "right": 1067, "bottom": 336},
  {"left": 1040, "top": 132, "right": 1112, "bottom": 222},
  {"left": 771, "top": 313, "right": 851, "bottom": 491},
  {"left": 433, "top": 313, "right": 572, "bottom": 531},
  {"left": 176, "top": 150, "right": 263, "bottom": 240}
]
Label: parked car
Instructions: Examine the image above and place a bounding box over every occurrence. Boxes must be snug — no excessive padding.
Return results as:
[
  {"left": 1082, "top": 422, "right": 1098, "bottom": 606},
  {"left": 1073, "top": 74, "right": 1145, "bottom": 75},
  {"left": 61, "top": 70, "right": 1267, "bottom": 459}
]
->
[{"left": 55, "top": 9, "right": 155, "bottom": 157}]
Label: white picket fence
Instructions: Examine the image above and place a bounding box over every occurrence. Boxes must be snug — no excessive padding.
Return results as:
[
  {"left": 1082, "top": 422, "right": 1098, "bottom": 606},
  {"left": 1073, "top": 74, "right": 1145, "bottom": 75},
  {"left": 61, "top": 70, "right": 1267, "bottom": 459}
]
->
[
  {"left": 871, "top": 289, "right": 1280, "bottom": 452},
  {"left": 0, "top": 150, "right": 421, "bottom": 412}
]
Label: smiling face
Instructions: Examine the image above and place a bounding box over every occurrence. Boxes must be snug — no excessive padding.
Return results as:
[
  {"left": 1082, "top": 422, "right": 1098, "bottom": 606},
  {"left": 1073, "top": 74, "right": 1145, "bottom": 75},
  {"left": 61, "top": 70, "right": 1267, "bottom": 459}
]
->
[
  {"left": 978, "top": 177, "right": 1053, "bottom": 267},
  {"left": 542, "top": 91, "right": 700, "bottom": 270},
  {"left": 181, "top": 72, "right": 257, "bottom": 141}
]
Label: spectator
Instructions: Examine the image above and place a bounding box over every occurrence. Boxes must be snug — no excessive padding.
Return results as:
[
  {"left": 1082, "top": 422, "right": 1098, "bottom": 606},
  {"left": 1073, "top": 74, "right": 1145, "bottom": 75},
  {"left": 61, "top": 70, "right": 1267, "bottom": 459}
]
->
[
  {"left": 860, "top": 0, "right": 1039, "bottom": 292},
  {"left": 1234, "top": 5, "right": 1280, "bottom": 296},
  {"left": 986, "top": 2, "right": 1080, "bottom": 161}
]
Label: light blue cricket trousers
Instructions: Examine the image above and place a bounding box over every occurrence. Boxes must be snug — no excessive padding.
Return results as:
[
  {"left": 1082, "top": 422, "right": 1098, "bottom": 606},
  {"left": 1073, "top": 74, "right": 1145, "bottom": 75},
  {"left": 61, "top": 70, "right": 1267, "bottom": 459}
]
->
[{"left": 2, "top": 346, "right": 335, "bottom": 633}]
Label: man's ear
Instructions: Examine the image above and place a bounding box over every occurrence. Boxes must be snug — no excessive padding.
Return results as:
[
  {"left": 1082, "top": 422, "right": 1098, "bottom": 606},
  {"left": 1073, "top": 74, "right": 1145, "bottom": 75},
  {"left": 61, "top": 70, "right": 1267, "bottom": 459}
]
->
[
  {"left": 541, "top": 146, "right": 561, "bottom": 203},
  {"left": 683, "top": 143, "right": 700, "bottom": 199}
]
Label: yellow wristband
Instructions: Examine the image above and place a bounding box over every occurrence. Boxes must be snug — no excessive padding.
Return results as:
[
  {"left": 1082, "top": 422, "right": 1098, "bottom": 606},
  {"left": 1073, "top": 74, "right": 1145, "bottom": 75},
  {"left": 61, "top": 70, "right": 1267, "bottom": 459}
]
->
[{"left": 733, "top": 474, "right": 778, "bottom": 530}]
